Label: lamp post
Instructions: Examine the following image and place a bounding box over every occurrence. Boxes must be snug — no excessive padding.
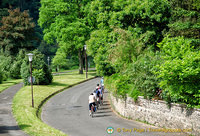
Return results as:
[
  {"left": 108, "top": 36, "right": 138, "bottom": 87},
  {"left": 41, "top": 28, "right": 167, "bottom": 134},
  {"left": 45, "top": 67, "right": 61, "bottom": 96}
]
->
[
  {"left": 47, "top": 56, "right": 50, "bottom": 67},
  {"left": 84, "top": 45, "right": 88, "bottom": 79},
  {"left": 27, "top": 53, "right": 34, "bottom": 108}
]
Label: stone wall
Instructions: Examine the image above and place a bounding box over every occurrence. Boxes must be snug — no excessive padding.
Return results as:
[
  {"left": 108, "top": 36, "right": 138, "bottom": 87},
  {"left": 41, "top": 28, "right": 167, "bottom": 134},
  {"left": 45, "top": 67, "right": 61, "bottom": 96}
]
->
[{"left": 110, "top": 94, "right": 200, "bottom": 135}]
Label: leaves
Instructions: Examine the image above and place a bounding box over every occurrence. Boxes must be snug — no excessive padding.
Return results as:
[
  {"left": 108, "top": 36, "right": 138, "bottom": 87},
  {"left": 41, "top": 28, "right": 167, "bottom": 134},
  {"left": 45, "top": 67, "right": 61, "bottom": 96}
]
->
[
  {"left": 156, "top": 37, "right": 200, "bottom": 106},
  {"left": 0, "top": 8, "right": 35, "bottom": 56}
]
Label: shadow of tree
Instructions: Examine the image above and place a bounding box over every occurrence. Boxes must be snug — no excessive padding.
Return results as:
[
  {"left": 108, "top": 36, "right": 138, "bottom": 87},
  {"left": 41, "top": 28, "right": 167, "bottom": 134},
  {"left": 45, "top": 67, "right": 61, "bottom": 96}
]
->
[
  {"left": 0, "top": 124, "right": 30, "bottom": 133},
  {"left": 19, "top": 124, "right": 31, "bottom": 130},
  {"left": 49, "top": 82, "right": 68, "bottom": 87}
]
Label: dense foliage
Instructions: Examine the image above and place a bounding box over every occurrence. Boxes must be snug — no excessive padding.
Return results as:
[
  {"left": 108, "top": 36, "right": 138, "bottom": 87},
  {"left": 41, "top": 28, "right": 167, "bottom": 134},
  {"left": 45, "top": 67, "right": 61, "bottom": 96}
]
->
[
  {"left": 156, "top": 37, "right": 200, "bottom": 107},
  {"left": 1, "top": 0, "right": 199, "bottom": 107},
  {"left": 20, "top": 50, "right": 52, "bottom": 85},
  {"left": 38, "top": 0, "right": 90, "bottom": 74},
  {"left": 86, "top": 0, "right": 199, "bottom": 107},
  {"left": 0, "top": 8, "right": 35, "bottom": 56}
]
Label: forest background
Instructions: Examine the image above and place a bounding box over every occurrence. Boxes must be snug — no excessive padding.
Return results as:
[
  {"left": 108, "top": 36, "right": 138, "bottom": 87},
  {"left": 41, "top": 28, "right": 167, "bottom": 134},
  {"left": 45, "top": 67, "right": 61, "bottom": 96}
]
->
[{"left": 0, "top": 0, "right": 199, "bottom": 108}]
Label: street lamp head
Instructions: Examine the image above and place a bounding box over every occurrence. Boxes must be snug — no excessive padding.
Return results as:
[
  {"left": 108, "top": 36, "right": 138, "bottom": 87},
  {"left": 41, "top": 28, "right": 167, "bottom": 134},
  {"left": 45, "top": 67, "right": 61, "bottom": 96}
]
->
[
  {"left": 84, "top": 45, "right": 87, "bottom": 50},
  {"left": 27, "top": 53, "right": 34, "bottom": 62}
]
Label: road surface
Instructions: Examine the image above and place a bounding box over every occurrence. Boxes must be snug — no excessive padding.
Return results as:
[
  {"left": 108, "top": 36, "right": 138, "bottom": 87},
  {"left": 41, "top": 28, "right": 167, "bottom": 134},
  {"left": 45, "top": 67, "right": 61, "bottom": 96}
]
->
[
  {"left": 42, "top": 78, "right": 187, "bottom": 136},
  {"left": 0, "top": 83, "right": 28, "bottom": 136}
]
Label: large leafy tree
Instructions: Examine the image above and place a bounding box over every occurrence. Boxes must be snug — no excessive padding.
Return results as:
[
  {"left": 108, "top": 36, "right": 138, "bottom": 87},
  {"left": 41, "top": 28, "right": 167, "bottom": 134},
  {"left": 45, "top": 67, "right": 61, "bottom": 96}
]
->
[
  {"left": 0, "top": 0, "right": 41, "bottom": 21},
  {"left": 0, "top": 8, "right": 35, "bottom": 56},
  {"left": 156, "top": 36, "right": 200, "bottom": 107},
  {"left": 86, "top": 0, "right": 171, "bottom": 76},
  {"left": 167, "top": 0, "right": 200, "bottom": 46},
  {"left": 0, "top": 8, "right": 8, "bottom": 22},
  {"left": 39, "top": 0, "right": 91, "bottom": 74}
]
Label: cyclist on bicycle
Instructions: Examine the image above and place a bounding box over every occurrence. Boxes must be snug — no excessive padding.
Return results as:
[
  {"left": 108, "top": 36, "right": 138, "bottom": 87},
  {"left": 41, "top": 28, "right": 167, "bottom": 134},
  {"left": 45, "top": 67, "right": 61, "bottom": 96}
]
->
[
  {"left": 96, "top": 88, "right": 100, "bottom": 104},
  {"left": 93, "top": 90, "right": 97, "bottom": 100},
  {"left": 100, "top": 77, "right": 105, "bottom": 94},
  {"left": 100, "top": 77, "right": 104, "bottom": 86},
  {"left": 99, "top": 86, "right": 104, "bottom": 105},
  {"left": 89, "top": 93, "right": 96, "bottom": 116},
  {"left": 96, "top": 84, "right": 100, "bottom": 89}
]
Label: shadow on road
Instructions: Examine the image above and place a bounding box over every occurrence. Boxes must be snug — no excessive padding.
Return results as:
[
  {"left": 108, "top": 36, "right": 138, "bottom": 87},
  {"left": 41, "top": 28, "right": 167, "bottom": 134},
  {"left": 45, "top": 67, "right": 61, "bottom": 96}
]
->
[
  {"left": 93, "top": 99, "right": 112, "bottom": 118},
  {"left": 102, "top": 100, "right": 109, "bottom": 103},
  {"left": 96, "top": 111, "right": 112, "bottom": 114},
  {"left": 94, "top": 114, "right": 112, "bottom": 118},
  {"left": 101, "top": 103, "right": 110, "bottom": 106},
  {"left": 99, "top": 107, "right": 110, "bottom": 110}
]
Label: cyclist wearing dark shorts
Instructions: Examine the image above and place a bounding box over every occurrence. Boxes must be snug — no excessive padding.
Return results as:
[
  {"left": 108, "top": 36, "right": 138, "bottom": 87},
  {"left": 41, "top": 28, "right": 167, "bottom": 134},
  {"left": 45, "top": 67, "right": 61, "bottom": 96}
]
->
[{"left": 89, "top": 93, "right": 96, "bottom": 116}]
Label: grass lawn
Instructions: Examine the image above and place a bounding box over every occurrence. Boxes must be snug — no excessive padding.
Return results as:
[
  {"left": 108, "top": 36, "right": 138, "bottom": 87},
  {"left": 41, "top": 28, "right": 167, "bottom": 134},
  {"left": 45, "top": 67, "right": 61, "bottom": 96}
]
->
[
  {"left": 0, "top": 79, "right": 23, "bottom": 93},
  {"left": 12, "top": 70, "right": 96, "bottom": 136}
]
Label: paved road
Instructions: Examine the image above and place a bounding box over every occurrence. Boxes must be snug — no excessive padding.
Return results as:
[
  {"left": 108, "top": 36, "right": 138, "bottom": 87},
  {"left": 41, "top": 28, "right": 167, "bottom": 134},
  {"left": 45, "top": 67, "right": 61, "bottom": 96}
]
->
[
  {"left": 0, "top": 83, "right": 28, "bottom": 136},
  {"left": 42, "top": 78, "right": 187, "bottom": 136}
]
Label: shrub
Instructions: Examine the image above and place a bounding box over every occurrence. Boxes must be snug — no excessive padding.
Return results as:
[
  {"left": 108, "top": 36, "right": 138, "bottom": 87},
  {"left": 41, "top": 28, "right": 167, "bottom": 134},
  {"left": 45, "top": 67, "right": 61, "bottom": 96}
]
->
[
  {"left": 0, "top": 69, "right": 3, "bottom": 84},
  {"left": 20, "top": 50, "right": 53, "bottom": 85},
  {"left": 127, "top": 50, "right": 162, "bottom": 99},
  {"left": 105, "top": 73, "right": 142, "bottom": 100},
  {"left": 10, "top": 50, "right": 26, "bottom": 79},
  {"left": 32, "top": 69, "right": 45, "bottom": 85},
  {"left": 156, "top": 36, "right": 200, "bottom": 107},
  {"left": 129, "top": 87, "right": 141, "bottom": 102},
  {"left": 0, "top": 55, "right": 12, "bottom": 80}
]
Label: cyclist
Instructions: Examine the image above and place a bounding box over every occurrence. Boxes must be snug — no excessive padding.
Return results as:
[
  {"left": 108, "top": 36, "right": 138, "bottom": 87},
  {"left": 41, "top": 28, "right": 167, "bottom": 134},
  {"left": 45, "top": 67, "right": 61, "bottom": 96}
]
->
[
  {"left": 100, "top": 77, "right": 105, "bottom": 94},
  {"left": 100, "top": 77, "right": 104, "bottom": 86},
  {"left": 96, "top": 88, "right": 100, "bottom": 104},
  {"left": 96, "top": 83, "right": 100, "bottom": 89},
  {"left": 89, "top": 93, "right": 96, "bottom": 116},
  {"left": 99, "top": 86, "right": 103, "bottom": 105},
  {"left": 93, "top": 90, "right": 97, "bottom": 100}
]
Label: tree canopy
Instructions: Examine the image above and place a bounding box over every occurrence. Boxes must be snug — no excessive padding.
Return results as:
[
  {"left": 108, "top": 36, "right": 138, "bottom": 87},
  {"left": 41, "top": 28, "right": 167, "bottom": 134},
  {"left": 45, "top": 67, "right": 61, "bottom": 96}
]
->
[
  {"left": 0, "top": 8, "right": 35, "bottom": 56},
  {"left": 39, "top": 0, "right": 91, "bottom": 73}
]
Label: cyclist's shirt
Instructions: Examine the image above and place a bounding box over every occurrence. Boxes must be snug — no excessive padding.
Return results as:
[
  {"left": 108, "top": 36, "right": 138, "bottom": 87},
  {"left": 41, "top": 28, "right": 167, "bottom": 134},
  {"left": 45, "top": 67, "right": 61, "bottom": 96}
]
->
[
  {"left": 93, "top": 92, "right": 97, "bottom": 99},
  {"left": 100, "top": 79, "right": 104, "bottom": 85},
  {"left": 89, "top": 95, "right": 95, "bottom": 103},
  {"left": 99, "top": 88, "right": 103, "bottom": 94},
  {"left": 96, "top": 90, "right": 100, "bottom": 97}
]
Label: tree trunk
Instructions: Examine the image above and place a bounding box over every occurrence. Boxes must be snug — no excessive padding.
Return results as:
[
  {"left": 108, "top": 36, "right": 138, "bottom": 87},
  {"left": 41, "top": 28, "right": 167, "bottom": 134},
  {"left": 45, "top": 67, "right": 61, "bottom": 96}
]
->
[
  {"left": 78, "top": 48, "right": 83, "bottom": 74},
  {"left": 86, "top": 50, "right": 88, "bottom": 72}
]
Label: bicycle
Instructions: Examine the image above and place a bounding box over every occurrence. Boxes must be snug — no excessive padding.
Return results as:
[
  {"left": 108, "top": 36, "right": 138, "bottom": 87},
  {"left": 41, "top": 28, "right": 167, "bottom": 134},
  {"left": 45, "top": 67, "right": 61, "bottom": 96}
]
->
[{"left": 90, "top": 103, "right": 96, "bottom": 118}]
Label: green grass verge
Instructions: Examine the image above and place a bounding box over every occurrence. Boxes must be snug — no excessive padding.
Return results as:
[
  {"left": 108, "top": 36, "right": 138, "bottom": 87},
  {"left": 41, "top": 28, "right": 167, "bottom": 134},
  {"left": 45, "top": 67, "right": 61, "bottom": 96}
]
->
[
  {"left": 0, "top": 79, "right": 23, "bottom": 93},
  {"left": 12, "top": 70, "right": 96, "bottom": 136}
]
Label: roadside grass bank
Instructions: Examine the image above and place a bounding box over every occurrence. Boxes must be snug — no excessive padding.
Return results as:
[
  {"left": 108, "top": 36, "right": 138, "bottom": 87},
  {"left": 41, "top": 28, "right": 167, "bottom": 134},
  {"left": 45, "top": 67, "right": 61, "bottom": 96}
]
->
[
  {"left": 0, "top": 79, "right": 23, "bottom": 93},
  {"left": 12, "top": 70, "right": 96, "bottom": 136}
]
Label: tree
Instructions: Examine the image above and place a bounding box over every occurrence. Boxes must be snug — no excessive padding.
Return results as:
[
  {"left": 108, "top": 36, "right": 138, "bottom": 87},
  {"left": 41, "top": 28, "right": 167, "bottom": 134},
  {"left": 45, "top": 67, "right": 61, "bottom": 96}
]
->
[
  {"left": 0, "top": 8, "right": 35, "bottom": 56},
  {"left": 156, "top": 36, "right": 200, "bottom": 107},
  {"left": 52, "top": 47, "right": 68, "bottom": 71},
  {"left": 38, "top": 0, "right": 90, "bottom": 74},
  {"left": 86, "top": 0, "right": 171, "bottom": 76},
  {"left": 0, "top": 0, "right": 41, "bottom": 22},
  {"left": 167, "top": 0, "right": 200, "bottom": 47},
  {"left": 0, "top": 55, "right": 12, "bottom": 80},
  {"left": 0, "top": 8, "right": 8, "bottom": 22}
]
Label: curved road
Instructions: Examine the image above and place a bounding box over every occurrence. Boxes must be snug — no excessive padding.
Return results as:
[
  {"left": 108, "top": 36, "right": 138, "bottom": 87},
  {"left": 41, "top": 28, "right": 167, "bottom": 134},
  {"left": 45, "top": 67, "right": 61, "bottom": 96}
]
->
[
  {"left": 42, "top": 78, "right": 186, "bottom": 136},
  {"left": 0, "top": 83, "right": 28, "bottom": 136}
]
